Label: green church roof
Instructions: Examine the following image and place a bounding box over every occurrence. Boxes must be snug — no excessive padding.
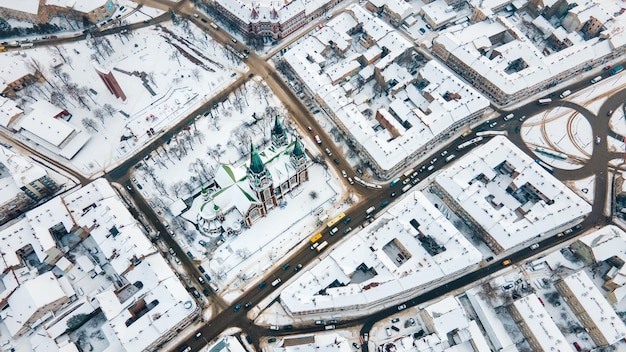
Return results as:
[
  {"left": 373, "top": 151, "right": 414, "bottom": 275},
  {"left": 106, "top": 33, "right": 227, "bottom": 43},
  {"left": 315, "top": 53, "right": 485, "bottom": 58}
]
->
[
  {"left": 272, "top": 115, "right": 284, "bottom": 136},
  {"left": 292, "top": 137, "right": 304, "bottom": 157},
  {"left": 249, "top": 143, "right": 265, "bottom": 174}
]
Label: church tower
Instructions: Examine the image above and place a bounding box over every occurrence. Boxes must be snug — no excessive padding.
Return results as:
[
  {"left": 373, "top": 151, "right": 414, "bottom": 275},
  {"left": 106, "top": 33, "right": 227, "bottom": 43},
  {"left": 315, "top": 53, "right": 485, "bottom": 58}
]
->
[
  {"left": 271, "top": 115, "right": 288, "bottom": 147},
  {"left": 247, "top": 143, "right": 277, "bottom": 211},
  {"left": 290, "top": 137, "right": 308, "bottom": 183}
]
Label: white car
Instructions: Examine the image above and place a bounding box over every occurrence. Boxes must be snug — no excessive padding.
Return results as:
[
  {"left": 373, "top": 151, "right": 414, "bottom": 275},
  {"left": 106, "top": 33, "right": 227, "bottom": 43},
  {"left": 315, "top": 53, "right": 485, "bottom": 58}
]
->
[
  {"left": 341, "top": 170, "right": 347, "bottom": 178},
  {"left": 397, "top": 304, "right": 407, "bottom": 311},
  {"left": 530, "top": 243, "right": 540, "bottom": 250}
]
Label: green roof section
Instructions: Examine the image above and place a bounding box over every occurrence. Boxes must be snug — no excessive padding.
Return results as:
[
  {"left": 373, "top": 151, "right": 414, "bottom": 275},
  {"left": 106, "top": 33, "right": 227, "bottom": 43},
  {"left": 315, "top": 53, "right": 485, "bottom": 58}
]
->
[
  {"left": 223, "top": 165, "right": 235, "bottom": 181},
  {"left": 292, "top": 137, "right": 305, "bottom": 157},
  {"left": 249, "top": 143, "right": 265, "bottom": 174},
  {"left": 238, "top": 185, "right": 256, "bottom": 201}
]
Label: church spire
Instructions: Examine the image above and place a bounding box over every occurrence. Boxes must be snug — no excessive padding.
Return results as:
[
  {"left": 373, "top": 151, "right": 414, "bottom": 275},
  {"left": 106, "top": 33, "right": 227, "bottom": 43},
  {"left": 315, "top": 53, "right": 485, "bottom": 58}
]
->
[
  {"left": 292, "top": 136, "right": 304, "bottom": 157},
  {"left": 249, "top": 143, "right": 265, "bottom": 174},
  {"left": 272, "top": 115, "right": 284, "bottom": 135},
  {"left": 270, "top": 115, "right": 288, "bottom": 147}
]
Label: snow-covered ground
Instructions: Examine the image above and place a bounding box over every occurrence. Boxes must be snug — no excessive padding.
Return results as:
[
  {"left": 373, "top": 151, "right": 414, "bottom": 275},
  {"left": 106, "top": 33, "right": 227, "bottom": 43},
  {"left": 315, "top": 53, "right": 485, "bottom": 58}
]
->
[
  {"left": 2, "top": 19, "right": 244, "bottom": 177},
  {"left": 521, "top": 106, "right": 592, "bottom": 170}
]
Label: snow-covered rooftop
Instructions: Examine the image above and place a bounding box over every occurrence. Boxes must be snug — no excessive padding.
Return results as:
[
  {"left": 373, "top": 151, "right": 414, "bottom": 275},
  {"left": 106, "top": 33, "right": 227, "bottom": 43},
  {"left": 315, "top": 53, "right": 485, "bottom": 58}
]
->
[
  {"left": 433, "top": 14, "right": 626, "bottom": 101},
  {"left": 558, "top": 270, "right": 626, "bottom": 345},
  {"left": 511, "top": 294, "right": 570, "bottom": 351},
  {"left": 284, "top": 6, "right": 488, "bottom": 175},
  {"left": 0, "top": 0, "right": 39, "bottom": 14},
  {"left": 1, "top": 272, "right": 68, "bottom": 337},
  {"left": 280, "top": 190, "right": 481, "bottom": 314},
  {"left": 0, "top": 145, "right": 49, "bottom": 205},
  {"left": 16, "top": 100, "right": 91, "bottom": 159},
  {"left": 435, "top": 136, "right": 591, "bottom": 252},
  {"left": 0, "top": 96, "right": 22, "bottom": 129}
]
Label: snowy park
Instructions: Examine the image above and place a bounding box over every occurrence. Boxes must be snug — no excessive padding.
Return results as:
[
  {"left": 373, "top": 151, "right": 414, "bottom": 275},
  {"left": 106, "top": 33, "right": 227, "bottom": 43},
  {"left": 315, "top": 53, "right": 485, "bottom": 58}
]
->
[{"left": 0, "top": 18, "right": 246, "bottom": 176}]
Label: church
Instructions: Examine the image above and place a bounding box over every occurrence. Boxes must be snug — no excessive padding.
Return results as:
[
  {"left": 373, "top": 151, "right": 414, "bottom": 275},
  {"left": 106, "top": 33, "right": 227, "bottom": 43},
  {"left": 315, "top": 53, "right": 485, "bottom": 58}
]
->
[{"left": 184, "top": 116, "right": 310, "bottom": 236}]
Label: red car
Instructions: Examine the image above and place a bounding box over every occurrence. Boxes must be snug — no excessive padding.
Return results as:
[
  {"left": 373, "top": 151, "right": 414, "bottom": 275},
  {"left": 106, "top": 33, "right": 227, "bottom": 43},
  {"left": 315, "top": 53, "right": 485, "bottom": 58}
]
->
[{"left": 604, "top": 65, "right": 612, "bottom": 71}]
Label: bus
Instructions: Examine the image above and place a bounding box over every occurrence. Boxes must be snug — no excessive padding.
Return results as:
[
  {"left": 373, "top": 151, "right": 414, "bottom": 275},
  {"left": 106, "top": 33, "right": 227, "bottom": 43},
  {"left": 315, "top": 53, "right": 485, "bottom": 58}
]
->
[
  {"left": 457, "top": 136, "right": 483, "bottom": 150},
  {"left": 317, "top": 241, "right": 329, "bottom": 252},
  {"left": 402, "top": 168, "right": 414, "bottom": 178},
  {"left": 535, "top": 159, "right": 554, "bottom": 173},
  {"left": 327, "top": 213, "right": 346, "bottom": 228},
  {"left": 476, "top": 131, "right": 507, "bottom": 137},
  {"left": 20, "top": 43, "right": 33, "bottom": 48},
  {"left": 460, "top": 129, "right": 473, "bottom": 138},
  {"left": 390, "top": 177, "right": 401, "bottom": 187},
  {"left": 310, "top": 233, "right": 323, "bottom": 244},
  {"left": 610, "top": 65, "right": 624, "bottom": 75}
]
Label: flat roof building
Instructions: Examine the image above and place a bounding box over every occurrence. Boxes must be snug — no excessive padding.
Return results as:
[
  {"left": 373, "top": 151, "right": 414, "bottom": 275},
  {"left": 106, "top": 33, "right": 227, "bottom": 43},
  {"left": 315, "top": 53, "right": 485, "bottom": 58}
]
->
[{"left": 434, "top": 136, "right": 591, "bottom": 254}]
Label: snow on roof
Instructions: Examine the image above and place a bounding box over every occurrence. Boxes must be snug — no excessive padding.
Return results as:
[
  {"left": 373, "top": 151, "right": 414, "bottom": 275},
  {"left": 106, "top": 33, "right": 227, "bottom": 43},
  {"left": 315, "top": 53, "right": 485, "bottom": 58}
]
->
[
  {"left": 0, "top": 60, "right": 36, "bottom": 92},
  {"left": 62, "top": 179, "right": 155, "bottom": 274},
  {"left": 568, "top": 1, "right": 611, "bottom": 26},
  {"left": 423, "top": 296, "right": 469, "bottom": 337},
  {"left": 72, "top": 0, "right": 113, "bottom": 13},
  {"left": 2, "top": 272, "right": 67, "bottom": 337},
  {"left": 383, "top": 0, "right": 412, "bottom": 19},
  {"left": 465, "top": 287, "right": 517, "bottom": 351},
  {"left": 0, "top": 196, "right": 69, "bottom": 272},
  {"left": 435, "top": 136, "right": 591, "bottom": 252},
  {"left": 421, "top": 0, "right": 456, "bottom": 27},
  {"left": 55, "top": 256, "right": 72, "bottom": 272},
  {"left": 214, "top": 0, "right": 314, "bottom": 26},
  {"left": 43, "top": 297, "right": 94, "bottom": 339},
  {"left": 285, "top": 24, "right": 488, "bottom": 173},
  {"left": 433, "top": 15, "right": 626, "bottom": 98},
  {"left": 281, "top": 190, "right": 481, "bottom": 314},
  {"left": 18, "top": 100, "right": 74, "bottom": 147},
  {"left": 327, "top": 11, "right": 358, "bottom": 34},
  {"left": 0, "top": 145, "right": 48, "bottom": 204},
  {"left": 168, "top": 198, "right": 187, "bottom": 216},
  {"left": 511, "top": 294, "right": 570, "bottom": 351},
  {"left": 361, "top": 17, "right": 392, "bottom": 41},
  {"left": 0, "top": 95, "right": 23, "bottom": 128},
  {"left": 45, "top": 0, "right": 76, "bottom": 8},
  {"left": 0, "top": 0, "right": 39, "bottom": 14},
  {"left": 75, "top": 255, "right": 95, "bottom": 272},
  {"left": 325, "top": 60, "right": 360, "bottom": 83},
  {"left": 560, "top": 270, "right": 626, "bottom": 344},
  {"left": 468, "top": 0, "right": 512, "bottom": 13},
  {"left": 577, "top": 225, "right": 626, "bottom": 262},
  {"left": 97, "top": 254, "right": 197, "bottom": 352}
]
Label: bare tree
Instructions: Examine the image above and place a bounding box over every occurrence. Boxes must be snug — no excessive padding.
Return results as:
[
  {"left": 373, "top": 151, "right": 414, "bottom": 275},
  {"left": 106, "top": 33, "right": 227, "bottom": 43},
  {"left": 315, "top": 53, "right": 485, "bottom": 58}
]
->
[
  {"left": 103, "top": 103, "right": 117, "bottom": 117},
  {"left": 94, "top": 109, "right": 105, "bottom": 123},
  {"left": 82, "top": 118, "right": 99, "bottom": 132},
  {"left": 170, "top": 181, "right": 185, "bottom": 198},
  {"left": 50, "top": 91, "right": 67, "bottom": 108}
]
